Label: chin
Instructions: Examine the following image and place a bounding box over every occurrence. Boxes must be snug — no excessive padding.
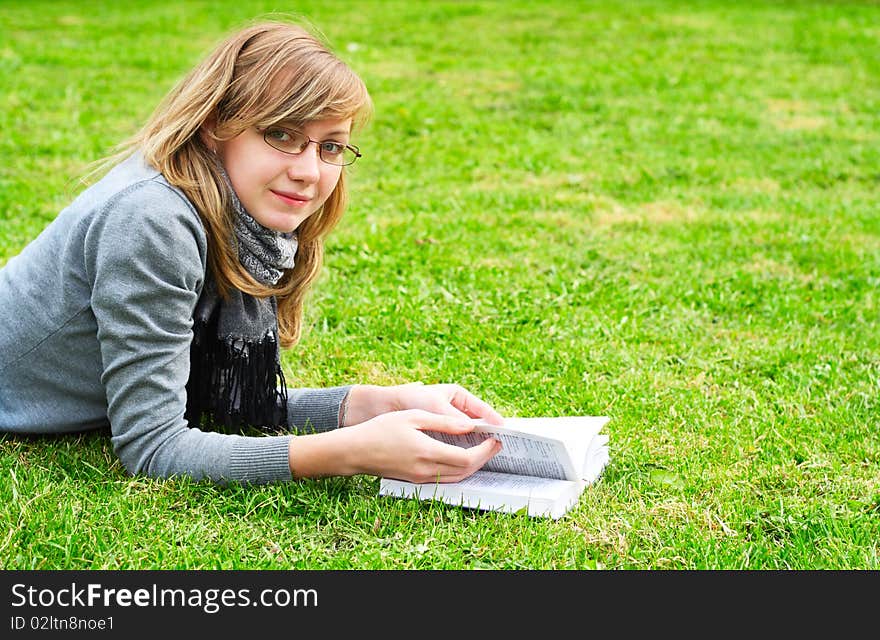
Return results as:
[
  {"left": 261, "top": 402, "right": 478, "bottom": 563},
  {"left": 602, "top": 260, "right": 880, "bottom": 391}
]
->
[
  {"left": 269, "top": 222, "right": 298, "bottom": 233},
  {"left": 261, "top": 214, "right": 306, "bottom": 234}
]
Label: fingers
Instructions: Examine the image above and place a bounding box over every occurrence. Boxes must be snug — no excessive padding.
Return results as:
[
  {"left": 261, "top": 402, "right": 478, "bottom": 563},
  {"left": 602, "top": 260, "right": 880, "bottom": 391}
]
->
[
  {"left": 465, "top": 435, "right": 503, "bottom": 470},
  {"left": 391, "top": 381, "right": 505, "bottom": 425},
  {"left": 427, "top": 403, "right": 473, "bottom": 422},
  {"left": 408, "top": 409, "right": 477, "bottom": 435},
  {"left": 448, "top": 386, "right": 505, "bottom": 425},
  {"left": 358, "top": 408, "right": 502, "bottom": 483},
  {"left": 413, "top": 436, "right": 502, "bottom": 483},
  {"left": 399, "top": 382, "right": 474, "bottom": 421}
]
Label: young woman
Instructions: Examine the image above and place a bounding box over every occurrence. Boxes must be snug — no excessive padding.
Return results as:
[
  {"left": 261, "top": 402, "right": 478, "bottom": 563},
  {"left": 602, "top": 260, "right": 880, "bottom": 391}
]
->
[{"left": 0, "top": 21, "right": 502, "bottom": 486}]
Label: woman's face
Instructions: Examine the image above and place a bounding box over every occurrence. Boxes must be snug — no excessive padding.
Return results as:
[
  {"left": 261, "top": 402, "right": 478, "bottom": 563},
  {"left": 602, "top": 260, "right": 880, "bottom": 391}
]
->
[{"left": 214, "top": 117, "right": 352, "bottom": 233}]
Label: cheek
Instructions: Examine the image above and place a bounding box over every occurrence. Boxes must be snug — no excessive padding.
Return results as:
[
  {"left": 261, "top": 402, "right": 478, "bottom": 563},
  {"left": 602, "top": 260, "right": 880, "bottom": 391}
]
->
[
  {"left": 317, "top": 169, "right": 343, "bottom": 203},
  {"left": 221, "top": 149, "right": 274, "bottom": 190}
]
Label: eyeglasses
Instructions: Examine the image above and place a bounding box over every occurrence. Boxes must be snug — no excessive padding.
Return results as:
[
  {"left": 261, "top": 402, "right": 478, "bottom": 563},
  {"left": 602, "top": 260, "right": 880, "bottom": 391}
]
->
[{"left": 262, "top": 127, "right": 361, "bottom": 166}]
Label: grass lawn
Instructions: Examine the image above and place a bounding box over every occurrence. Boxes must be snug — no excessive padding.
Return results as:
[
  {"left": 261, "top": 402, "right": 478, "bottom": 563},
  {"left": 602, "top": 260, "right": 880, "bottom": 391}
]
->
[{"left": 1, "top": 0, "right": 877, "bottom": 569}]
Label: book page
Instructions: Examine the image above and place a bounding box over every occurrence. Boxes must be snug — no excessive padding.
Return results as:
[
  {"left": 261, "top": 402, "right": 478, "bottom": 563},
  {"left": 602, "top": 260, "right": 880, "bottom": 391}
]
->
[
  {"left": 498, "top": 416, "right": 609, "bottom": 443},
  {"left": 379, "top": 471, "right": 583, "bottom": 519},
  {"left": 450, "top": 469, "right": 578, "bottom": 496},
  {"left": 584, "top": 445, "right": 610, "bottom": 484},
  {"left": 478, "top": 416, "right": 610, "bottom": 480},
  {"left": 424, "top": 427, "right": 577, "bottom": 480}
]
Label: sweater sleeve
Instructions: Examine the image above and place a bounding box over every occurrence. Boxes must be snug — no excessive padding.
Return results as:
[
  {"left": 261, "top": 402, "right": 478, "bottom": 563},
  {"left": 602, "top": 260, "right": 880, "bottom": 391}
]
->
[
  {"left": 86, "top": 180, "right": 293, "bottom": 484},
  {"left": 286, "top": 386, "right": 351, "bottom": 433}
]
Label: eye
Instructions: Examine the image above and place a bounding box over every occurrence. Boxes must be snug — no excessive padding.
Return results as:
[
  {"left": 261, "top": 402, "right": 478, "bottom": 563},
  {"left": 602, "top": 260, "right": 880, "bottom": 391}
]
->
[
  {"left": 265, "top": 128, "right": 292, "bottom": 143},
  {"left": 320, "top": 141, "right": 345, "bottom": 156}
]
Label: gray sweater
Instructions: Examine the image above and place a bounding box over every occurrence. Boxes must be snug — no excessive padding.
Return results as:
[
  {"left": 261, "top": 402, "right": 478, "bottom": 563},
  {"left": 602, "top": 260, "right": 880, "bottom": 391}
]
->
[{"left": 0, "top": 153, "right": 350, "bottom": 484}]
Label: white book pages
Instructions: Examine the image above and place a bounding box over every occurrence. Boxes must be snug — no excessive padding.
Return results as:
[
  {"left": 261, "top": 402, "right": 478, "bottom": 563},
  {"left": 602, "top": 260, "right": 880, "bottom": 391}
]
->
[
  {"left": 379, "top": 415, "right": 611, "bottom": 519},
  {"left": 424, "top": 425, "right": 579, "bottom": 480},
  {"left": 379, "top": 471, "right": 582, "bottom": 519}
]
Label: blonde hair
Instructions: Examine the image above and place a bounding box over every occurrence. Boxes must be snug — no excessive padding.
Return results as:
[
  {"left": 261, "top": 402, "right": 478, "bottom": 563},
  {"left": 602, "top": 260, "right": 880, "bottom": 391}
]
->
[{"left": 119, "top": 20, "right": 371, "bottom": 347}]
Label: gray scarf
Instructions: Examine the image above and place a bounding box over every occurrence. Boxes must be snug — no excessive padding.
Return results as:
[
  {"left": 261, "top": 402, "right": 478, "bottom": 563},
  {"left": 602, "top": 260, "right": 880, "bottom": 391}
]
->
[
  {"left": 184, "top": 169, "right": 298, "bottom": 431},
  {"left": 232, "top": 203, "right": 297, "bottom": 287}
]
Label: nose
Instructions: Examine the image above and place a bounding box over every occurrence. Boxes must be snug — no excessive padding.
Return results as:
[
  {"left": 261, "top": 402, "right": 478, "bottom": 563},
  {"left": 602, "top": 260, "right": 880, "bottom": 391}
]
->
[{"left": 286, "top": 143, "right": 321, "bottom": 184}]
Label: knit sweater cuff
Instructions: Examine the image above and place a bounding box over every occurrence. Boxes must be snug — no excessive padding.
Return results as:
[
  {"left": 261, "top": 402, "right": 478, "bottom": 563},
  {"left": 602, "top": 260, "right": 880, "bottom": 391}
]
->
[
  {"left": 286, "top": 385, "right": 352, "bottom": 433},
  {"left": 229, "top": 435, "right": 293, "bottom": 484}
]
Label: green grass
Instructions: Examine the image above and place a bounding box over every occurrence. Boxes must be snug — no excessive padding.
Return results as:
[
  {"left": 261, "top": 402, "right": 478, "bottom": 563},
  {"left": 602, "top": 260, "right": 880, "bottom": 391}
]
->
[{"left": 1, "top": 0, "right": 878, "bottom": 569}]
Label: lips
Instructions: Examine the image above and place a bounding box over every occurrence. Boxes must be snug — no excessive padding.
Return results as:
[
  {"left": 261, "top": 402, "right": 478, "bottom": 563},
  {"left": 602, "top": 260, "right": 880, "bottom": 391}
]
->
[{"left": 270, "top": 189, "right": 311, "bottom": 205}]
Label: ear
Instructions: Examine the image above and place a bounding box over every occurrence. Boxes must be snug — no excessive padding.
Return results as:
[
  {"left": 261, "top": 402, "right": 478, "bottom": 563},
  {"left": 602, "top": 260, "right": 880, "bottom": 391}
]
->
[{"left": 199, "top": 115, "right": 218, "bottom": 152}]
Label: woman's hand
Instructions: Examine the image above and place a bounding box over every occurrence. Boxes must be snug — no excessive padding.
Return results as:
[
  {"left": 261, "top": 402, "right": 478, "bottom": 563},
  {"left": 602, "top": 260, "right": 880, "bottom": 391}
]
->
[
  {"left": 290, "top": 409, "right": 502, "bottom": 483},
  {"left": 342, "top": 382, "right": 504, "bottom": 427}
]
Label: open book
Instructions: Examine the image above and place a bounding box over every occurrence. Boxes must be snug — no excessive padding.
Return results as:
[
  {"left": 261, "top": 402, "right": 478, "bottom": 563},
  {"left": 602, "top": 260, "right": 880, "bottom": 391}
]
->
[{"left": 379, "top": 416, "right": 610, "bottom": 519}]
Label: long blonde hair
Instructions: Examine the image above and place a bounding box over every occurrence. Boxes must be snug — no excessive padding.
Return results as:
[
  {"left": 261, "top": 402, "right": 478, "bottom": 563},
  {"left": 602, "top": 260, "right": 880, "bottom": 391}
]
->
[{"left": 121, "top": 20, "right": 371, "bottom": 347}]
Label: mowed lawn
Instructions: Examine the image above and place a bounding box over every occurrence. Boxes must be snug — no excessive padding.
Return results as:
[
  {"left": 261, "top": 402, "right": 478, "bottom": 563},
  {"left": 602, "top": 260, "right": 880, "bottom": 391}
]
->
[{"left": 0, "top": 0, "right": 877, "bottom": 569}]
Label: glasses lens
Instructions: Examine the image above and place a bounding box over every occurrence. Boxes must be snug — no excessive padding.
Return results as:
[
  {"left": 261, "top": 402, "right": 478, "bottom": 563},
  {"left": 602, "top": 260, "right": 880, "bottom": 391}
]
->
[
  {"left": 265, "top": 128, "right": 308, "bottom": 154},
  {"left": 341, "top": 147, "right": 358, "bottom": 166},
  {"left": 320, "top": 146, "right": 359, "bottom": 166}
]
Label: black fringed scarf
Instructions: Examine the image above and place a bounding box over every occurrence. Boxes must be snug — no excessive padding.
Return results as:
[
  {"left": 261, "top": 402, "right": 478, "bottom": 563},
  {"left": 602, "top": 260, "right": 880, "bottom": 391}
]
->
[{"left": 184, "top": 169, "right": 298, "bottom": 432}]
